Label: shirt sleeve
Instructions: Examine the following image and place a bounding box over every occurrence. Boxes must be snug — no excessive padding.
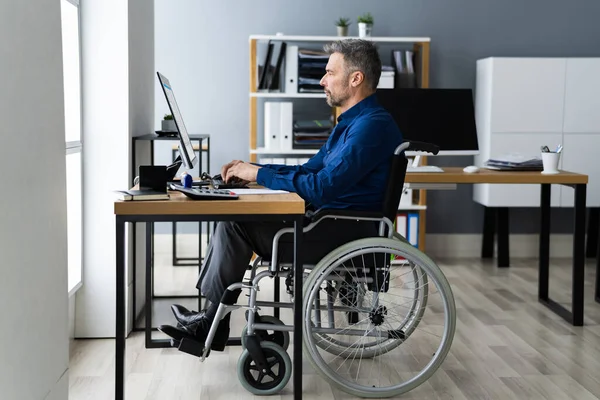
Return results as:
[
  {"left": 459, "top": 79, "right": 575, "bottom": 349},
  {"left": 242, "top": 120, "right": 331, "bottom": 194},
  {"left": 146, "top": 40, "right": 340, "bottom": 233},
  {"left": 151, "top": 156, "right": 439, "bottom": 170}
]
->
[
  {"left": 256, "top": 118, "right": 393, "bottom": 208},
  {"left": 255, "top": 146, "right": 326, "bottom": 174}
]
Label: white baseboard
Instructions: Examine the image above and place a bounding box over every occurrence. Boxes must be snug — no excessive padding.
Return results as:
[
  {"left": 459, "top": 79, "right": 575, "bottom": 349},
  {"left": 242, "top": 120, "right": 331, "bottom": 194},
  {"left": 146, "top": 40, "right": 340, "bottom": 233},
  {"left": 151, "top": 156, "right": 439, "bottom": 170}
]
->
[{"left": 425, "top": 234, "right": 576, "bottom": 258}]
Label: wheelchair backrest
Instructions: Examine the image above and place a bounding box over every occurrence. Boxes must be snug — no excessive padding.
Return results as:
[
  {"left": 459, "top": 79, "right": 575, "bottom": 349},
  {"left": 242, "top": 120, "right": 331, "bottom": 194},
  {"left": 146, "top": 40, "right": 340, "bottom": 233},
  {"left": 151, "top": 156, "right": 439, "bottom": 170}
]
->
[
  {"left": 382, "top": 141, "right": 440, "bottom": 229},
  {"left": 382, "top": 150, "right": 408, "bottom": 226}
]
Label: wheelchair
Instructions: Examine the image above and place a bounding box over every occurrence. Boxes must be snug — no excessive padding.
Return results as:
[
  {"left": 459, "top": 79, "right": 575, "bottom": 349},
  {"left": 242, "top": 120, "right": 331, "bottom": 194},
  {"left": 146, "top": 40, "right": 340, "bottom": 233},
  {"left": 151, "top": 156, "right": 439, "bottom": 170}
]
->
[{"left": 174, "top": 141, "right": 456, "bottom": 398}]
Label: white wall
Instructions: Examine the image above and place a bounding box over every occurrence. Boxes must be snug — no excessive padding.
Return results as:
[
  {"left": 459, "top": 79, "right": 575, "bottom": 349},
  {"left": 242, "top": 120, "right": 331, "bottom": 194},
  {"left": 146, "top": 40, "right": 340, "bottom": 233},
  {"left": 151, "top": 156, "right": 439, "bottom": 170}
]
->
[
  {"left": 76, "top": 0, "right": 153, "bottom": 338},
  {"left": 0, "top": 0, "right": 69, "bottom": 398}
]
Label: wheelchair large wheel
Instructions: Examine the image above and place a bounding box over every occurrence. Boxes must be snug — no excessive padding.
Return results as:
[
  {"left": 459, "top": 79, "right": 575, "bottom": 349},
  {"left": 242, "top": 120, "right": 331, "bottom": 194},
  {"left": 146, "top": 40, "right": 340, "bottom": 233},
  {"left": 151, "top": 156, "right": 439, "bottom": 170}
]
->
[
  {"left": 310, "top": 255, "right": 428, "bottom": 359},
  {"left": 302, "top": 237, "right": 456, "bottom": 398}
]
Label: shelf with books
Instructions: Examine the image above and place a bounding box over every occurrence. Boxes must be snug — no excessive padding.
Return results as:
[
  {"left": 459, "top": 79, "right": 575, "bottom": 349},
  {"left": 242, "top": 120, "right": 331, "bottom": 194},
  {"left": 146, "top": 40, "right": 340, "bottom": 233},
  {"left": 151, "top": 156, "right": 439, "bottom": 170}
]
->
[{"left": 249, "top": 34, "right": 431, "bottom": 251}]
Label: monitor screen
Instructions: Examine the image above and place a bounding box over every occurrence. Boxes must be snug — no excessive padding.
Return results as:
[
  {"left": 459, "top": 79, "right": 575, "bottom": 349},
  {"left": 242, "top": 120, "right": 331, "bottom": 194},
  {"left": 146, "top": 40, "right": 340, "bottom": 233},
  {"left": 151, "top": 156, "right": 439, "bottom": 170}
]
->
[
  {"left": 157, "top": 72, "right": 197, "bottom": 169},
  {"left": 376, "top": 88, "right": 479, "bottom": 155}
]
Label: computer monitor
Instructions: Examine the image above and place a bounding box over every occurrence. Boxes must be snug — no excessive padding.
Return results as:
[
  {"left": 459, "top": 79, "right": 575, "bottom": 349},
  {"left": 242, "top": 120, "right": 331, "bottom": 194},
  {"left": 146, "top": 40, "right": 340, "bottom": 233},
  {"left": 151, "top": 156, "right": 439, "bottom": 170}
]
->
[
  {"left": 157, "top": 72, "right": 197, "bottom": 170},
  {"left": 376, "top": 88, "right": 479, "bottom": 156}
]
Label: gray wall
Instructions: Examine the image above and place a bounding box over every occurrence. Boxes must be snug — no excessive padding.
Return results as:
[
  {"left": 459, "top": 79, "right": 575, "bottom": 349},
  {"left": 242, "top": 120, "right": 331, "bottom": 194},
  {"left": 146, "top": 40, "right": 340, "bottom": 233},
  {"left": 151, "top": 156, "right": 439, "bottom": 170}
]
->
[
  {"left": 0, "top": 0, "right": 69, "bottom": 398},
  {"left": 155, "top": 0, "right": 600, "bottom": 234}
]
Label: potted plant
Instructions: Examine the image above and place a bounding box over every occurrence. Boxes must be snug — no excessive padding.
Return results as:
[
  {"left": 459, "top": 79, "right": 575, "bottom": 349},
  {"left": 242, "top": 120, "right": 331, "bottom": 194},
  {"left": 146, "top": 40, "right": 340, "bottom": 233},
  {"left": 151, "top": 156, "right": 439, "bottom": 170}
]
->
[
  {"left": 357, "top": 12, "right": 374, "bottom": 38},
  {"left": 161, "top": 113, "right": 176, "bottom": 132},
  {"left": 335, "top": 17, "right": 351, "bottom": 37}
]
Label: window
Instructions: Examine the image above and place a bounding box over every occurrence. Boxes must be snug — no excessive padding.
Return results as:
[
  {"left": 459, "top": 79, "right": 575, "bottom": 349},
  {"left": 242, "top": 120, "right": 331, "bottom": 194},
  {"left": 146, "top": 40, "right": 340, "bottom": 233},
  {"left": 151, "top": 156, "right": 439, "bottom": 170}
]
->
[{"left": 61, "top": 0, "right": 83, "bottom": 295}]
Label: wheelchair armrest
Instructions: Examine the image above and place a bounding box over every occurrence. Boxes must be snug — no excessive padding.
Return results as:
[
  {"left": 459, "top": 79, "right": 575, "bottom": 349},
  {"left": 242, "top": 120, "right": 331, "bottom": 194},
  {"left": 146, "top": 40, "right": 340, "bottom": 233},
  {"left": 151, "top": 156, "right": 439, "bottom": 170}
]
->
[
  {"left": 307, "top": 208, "right": 384, "bottom": 224},
  {"left": 268, "top": 209, "right": 393, "bottom": 274}
]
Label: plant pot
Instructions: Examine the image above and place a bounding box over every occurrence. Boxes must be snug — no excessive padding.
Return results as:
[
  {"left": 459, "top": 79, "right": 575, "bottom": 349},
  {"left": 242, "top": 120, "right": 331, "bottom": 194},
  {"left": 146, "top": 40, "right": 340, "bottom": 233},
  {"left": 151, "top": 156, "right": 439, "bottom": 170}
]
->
[
  {"left": 336, "top": 26, "right": 348, "bottom": 37},
  {"left": 161, "top": 119, "right": 176, "bottom": 132},
  {"left": 358, "top": 22, "right": 372, "bottom": 38}
]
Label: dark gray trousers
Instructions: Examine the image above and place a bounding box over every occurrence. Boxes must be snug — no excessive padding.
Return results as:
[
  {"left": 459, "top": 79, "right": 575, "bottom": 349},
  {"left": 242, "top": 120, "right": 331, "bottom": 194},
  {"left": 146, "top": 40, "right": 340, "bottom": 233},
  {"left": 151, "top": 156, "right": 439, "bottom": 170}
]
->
[{"left": 197, "top": 218, "right": 378, "bottom": 304}]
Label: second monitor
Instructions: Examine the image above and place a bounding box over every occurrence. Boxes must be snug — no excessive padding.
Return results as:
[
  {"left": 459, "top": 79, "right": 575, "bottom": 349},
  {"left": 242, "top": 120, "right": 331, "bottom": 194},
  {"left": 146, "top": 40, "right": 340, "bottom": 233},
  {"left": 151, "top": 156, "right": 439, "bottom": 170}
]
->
[{"left": 376, "top": 88, "right": 479, "bottom": 156}]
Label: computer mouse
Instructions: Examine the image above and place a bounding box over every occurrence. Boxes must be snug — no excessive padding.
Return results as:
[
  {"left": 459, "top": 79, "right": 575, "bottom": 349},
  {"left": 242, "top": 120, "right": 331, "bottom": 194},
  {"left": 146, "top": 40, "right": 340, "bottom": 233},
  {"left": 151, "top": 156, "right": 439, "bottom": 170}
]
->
[{"left": 463, "top": 165, "right": 480, "bottom": 173}]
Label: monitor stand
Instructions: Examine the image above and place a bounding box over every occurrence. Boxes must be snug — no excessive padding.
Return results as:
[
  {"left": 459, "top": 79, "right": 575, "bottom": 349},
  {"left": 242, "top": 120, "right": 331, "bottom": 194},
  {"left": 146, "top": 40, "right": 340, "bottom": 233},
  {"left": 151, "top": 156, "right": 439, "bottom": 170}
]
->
[{"left": 407, "top": 155, "right": 444, "bottom": 173}]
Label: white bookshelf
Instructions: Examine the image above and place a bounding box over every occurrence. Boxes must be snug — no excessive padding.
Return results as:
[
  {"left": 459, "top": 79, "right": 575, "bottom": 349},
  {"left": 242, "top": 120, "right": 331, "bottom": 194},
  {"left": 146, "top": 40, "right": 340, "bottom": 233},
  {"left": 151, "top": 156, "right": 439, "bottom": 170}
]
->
[{"left": 249, "top": 34, "right": 432, "bottom": 251}]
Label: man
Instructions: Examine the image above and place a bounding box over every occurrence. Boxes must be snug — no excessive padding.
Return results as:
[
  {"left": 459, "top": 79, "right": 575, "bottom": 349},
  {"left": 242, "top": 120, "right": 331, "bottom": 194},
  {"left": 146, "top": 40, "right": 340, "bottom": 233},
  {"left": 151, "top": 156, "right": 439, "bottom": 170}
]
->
[{"left": 158, "top": 39, "right": 403, "bottom": 351}]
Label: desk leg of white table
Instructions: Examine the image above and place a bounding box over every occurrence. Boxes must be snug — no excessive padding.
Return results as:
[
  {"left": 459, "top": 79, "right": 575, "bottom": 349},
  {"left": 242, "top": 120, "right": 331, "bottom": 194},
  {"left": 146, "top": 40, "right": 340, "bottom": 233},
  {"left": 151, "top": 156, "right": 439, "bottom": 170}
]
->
[
  {"left": 293, "top": 217, "right": 303, "bottom": 400},
  {"left": 116, "top": 216, "right": 126, "bottom": 400}
]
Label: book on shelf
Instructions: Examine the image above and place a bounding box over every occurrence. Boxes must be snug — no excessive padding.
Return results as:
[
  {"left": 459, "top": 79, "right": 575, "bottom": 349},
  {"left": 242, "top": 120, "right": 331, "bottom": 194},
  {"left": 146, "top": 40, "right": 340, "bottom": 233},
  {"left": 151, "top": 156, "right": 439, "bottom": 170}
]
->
[{"left": 115, "top": 189, "right": 170, "bottom": 201}]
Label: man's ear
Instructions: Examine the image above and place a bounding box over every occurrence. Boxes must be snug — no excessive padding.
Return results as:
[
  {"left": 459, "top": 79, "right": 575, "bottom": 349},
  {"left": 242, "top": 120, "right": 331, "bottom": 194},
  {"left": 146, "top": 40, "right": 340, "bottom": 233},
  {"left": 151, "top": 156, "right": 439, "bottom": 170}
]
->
[{"left": 349, "top": 71, "right": 364, "bottom": 88}]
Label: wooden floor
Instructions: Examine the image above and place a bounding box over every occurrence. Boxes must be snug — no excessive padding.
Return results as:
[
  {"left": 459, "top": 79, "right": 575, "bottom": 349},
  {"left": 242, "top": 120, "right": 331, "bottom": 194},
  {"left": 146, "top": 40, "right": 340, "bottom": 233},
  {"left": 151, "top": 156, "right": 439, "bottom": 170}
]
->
[{"left": 69, "top": 234, "right": 600, "bottom": 399}]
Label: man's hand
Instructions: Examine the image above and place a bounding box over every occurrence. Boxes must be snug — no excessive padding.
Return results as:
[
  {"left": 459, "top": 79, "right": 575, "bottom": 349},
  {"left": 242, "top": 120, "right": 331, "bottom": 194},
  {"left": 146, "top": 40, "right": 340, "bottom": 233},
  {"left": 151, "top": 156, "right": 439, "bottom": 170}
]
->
[
  {"left": 221, "top": 159, "right": 244, "bottom": 179},
  {"left": 225, "top": 162, "right": 260, "bottom": 183}
]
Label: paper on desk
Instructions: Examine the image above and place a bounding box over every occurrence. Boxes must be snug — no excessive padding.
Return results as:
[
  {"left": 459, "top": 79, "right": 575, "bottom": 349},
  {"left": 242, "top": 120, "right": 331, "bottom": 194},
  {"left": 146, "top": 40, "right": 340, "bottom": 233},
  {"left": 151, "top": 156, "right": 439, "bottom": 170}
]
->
[{"left": 231, "top": 188, "right": 290, "bottom": 195}]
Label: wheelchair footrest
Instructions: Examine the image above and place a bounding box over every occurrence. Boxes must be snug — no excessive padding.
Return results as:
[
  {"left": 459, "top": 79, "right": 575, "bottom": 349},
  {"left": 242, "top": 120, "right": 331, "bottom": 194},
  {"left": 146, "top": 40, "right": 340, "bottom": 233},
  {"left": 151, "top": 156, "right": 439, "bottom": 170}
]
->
[{"left": 177, "top": 337, "right": 206, "bottom": 358}]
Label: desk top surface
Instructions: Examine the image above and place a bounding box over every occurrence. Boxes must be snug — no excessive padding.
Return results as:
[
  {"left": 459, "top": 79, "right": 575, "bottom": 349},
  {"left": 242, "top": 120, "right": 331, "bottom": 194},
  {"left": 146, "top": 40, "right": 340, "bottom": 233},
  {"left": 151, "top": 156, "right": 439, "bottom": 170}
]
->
[
  {"left": 114, "top": 190, "right": 305, "bottom": 216},
  {"left": 404, "top": 167, "right": 588, "bottom": 184}
]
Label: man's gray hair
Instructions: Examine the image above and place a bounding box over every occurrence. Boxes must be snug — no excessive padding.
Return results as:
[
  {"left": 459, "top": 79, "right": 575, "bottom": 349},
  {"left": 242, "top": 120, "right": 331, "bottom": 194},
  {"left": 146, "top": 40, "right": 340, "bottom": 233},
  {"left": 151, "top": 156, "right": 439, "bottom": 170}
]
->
[{"left": 323, "top": 39, "right": 382, "bottom": 91}]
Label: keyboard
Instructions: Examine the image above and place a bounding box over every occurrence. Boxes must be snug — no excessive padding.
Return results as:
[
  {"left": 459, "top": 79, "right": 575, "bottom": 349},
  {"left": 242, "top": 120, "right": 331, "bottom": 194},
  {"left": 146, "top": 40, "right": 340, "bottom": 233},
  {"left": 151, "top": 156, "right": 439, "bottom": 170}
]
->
[
  {"left": 407, "top": 165, "right": 444, "bottom": 173},
  {"left": 211, "top": 176, "right": 249, "bottom": 189},
  {"left": 170, "top": 184, "right": 239, "bottom": 200}
]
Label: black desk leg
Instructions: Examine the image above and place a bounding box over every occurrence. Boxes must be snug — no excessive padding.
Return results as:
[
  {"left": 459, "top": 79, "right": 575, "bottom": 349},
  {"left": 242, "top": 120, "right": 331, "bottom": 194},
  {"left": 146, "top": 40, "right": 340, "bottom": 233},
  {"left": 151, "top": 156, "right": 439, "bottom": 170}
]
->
[
  {"left": 115, "top": 217, "right": 126, "bottom": 400},
  {"left": 587, "top": 208, "right": 599, "bottom": 258},
  {"left": 207, "top": 137, "right": 210, "bottom": 173},
  {"left": 145, "top": 223, "right": 153, "bottom": 347},
  {"left": 538, "top": 183, "right": 586, "bottom": 326},
  {"left": 572, "top": 184, "right": 586, "bottom": 326},
  {"left": 497, "top": 208, "right": 510, "bottom": 267},
  {"left": 481, "top": 207, "right": 496, "bottom": 258},
  {"left": 293, "top": 217, "right": 303, "bottom": 399},
  {"left": 596, "top": 224, "right": 600, "bottom": 303},
  {"left": 539, "top": 184, "right": 551, "bottom": 301}
]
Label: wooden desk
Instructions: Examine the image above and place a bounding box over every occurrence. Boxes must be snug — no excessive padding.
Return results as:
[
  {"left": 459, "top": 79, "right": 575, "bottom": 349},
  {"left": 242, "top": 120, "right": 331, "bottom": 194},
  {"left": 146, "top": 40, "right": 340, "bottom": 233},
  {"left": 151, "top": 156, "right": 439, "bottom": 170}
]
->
[
  {"left": 404, "top": 167, "right": 587, "bottom": 184},
  {"left": 114, "top": 192, "right": 305, "bottom": 400},
  {"left": 114, "top": 191, "right": 304, "bottom": 216},
  {"left": 405, "top": 167, "right": 592, "bottom": 327}
]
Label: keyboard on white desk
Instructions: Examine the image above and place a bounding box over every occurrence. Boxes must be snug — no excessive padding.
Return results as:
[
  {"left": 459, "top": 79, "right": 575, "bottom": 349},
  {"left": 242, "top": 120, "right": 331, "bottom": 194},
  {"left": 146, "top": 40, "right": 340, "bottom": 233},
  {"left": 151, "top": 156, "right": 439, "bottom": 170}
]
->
[{"left": 407, "top": 166, "right": 444, "bottom": 173}]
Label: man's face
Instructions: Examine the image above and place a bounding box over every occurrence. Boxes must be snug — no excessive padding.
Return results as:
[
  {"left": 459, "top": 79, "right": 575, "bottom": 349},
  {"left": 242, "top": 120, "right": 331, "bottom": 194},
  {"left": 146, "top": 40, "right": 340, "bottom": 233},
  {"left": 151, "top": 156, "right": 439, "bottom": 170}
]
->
[{"left": 320, "top": 52, "right": 352, "bottom": 107}]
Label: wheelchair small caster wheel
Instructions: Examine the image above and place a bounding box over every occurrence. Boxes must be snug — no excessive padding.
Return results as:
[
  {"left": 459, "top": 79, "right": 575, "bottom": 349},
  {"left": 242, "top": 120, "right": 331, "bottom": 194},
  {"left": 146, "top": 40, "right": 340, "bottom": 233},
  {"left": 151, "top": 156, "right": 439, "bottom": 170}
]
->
[
  {"left": 237, "top": 341, "right": 291, "bottom": 395},
  {"left": 241, "top": 315, "right": 289, "bottom": 351}
]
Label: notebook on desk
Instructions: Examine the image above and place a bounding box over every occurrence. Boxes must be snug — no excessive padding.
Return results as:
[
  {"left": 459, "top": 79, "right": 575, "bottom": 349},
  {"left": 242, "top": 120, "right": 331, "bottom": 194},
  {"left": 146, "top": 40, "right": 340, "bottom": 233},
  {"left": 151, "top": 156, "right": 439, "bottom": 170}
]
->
[{"left": 115, "top": 190, "right": 170, "bottom": 201}]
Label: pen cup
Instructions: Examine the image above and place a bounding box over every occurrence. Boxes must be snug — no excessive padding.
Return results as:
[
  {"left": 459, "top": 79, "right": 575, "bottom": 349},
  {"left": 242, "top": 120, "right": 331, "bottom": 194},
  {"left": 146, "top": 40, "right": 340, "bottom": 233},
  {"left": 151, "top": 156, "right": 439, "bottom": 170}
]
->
[{"left": 541, "top": 152, "right": 561, "bottom": 174}]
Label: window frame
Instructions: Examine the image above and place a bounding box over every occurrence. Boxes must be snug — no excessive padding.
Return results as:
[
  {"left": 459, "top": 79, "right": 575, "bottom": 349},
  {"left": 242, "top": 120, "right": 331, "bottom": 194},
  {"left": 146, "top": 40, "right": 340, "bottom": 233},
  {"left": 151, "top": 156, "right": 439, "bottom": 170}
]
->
[{"left": 61, "top": 0, "right": 83, "bottom": 296}]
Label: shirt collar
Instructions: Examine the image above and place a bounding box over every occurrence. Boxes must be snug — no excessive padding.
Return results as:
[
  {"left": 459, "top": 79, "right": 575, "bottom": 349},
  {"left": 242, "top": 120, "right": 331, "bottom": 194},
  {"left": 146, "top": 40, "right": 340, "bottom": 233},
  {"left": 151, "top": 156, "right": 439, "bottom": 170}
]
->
[{"left": 337, "top": 93, "right": 379, "bottom": 124}]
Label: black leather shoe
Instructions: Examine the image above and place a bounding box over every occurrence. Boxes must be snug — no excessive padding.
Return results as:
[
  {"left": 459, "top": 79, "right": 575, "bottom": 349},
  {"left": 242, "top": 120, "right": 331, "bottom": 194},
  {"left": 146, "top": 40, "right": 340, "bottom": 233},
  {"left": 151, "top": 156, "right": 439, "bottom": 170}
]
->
[
  {"left": 171, "top": 304, "right": 211, "bottom": 335},
  {"left": 158, "top": 313, "right": 230, "bottom": 352}
]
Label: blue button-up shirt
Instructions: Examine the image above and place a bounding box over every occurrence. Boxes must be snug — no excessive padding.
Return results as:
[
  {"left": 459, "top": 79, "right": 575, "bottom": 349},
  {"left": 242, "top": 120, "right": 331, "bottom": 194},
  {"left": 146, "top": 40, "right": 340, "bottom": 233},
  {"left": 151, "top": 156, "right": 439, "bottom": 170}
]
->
[{"left": 256, "top": 93, "right": 403, "bottom": 211}]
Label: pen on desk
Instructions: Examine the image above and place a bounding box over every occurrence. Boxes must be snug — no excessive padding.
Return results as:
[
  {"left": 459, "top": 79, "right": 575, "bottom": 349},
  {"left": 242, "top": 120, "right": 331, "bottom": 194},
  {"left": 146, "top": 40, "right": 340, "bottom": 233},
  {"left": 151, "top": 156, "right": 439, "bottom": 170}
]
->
[
  {"left": 556, "top": 144, "right": 563, "bottom": 153},
  {"left": 541, "top": 145, "right": 550, "bottom": 153}
]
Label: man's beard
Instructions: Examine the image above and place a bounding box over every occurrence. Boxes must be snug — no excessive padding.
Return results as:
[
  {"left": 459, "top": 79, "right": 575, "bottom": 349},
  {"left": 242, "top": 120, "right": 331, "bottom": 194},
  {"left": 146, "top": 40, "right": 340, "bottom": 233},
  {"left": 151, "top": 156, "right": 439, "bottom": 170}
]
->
[{"left": 326, "top": 89, "right": 349, "bottom": 107}]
